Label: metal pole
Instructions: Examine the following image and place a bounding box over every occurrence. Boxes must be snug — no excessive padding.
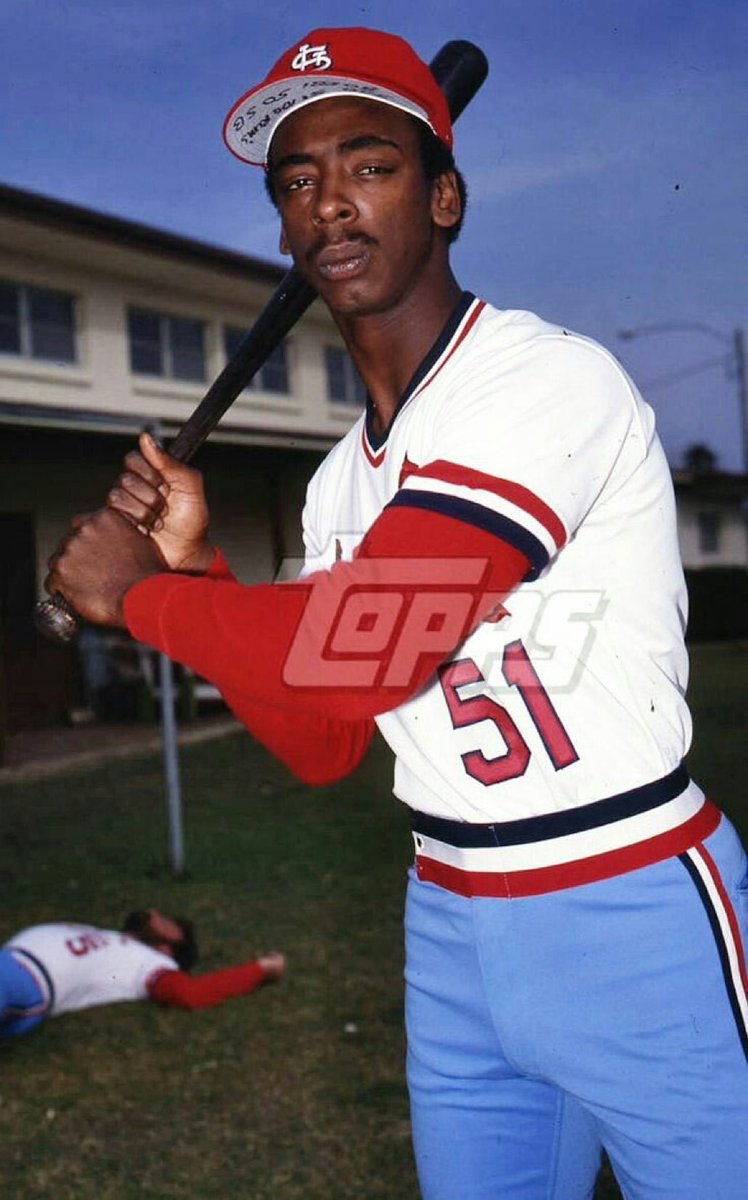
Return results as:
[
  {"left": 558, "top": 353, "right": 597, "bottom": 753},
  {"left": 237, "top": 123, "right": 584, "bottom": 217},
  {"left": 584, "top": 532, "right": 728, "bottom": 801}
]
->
[
  {"left": 141, "top": 419, "right": 185, "bottom": 874},
  {"left": 159, "top": 649, "right": 185, "bottom": 874},
  {"left": 731, "top": 327, "right": 748, "bottom": 566},
  {"left": 733, "top": 328, "right": 748, "bottom": 474},
  {"left": 0, "top": 613, "right": 7, "bottom": 768}
]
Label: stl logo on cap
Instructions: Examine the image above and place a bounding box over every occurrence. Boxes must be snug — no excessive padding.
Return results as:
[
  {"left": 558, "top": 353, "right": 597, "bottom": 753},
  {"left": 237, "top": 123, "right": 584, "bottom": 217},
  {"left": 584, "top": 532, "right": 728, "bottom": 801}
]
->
[
  {"left": 223, "top": 27, "right": 454, "bottom": 168},
  {"left": 290, "top": 42, "right": 333, "bottom": 72}
]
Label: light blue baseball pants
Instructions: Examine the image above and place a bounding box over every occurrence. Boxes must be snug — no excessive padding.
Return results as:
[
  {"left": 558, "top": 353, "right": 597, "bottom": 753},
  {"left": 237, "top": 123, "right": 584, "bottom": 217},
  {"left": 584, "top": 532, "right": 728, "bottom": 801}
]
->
[{"left": 405, "top": 815, "right": 748, "bottom": 1199}]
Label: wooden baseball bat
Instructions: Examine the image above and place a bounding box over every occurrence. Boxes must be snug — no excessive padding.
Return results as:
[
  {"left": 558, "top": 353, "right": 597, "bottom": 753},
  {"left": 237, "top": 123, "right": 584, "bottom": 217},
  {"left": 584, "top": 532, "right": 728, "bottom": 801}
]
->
[{"left": 35, "top": 39, "right": 489, "bottom": 643}]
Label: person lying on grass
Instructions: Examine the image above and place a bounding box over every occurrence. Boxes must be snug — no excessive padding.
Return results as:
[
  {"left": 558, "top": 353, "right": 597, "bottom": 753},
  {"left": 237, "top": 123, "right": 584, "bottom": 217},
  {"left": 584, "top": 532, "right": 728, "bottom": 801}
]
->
[{"left": 0, "top": 907, "right": 285, "bottom": 1041}]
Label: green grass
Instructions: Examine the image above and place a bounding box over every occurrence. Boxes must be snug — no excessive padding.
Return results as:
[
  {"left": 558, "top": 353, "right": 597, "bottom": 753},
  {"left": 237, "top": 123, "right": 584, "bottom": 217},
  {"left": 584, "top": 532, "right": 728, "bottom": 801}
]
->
[{"left": 0, "top": 643, "right": 745, "bottom": 1200}]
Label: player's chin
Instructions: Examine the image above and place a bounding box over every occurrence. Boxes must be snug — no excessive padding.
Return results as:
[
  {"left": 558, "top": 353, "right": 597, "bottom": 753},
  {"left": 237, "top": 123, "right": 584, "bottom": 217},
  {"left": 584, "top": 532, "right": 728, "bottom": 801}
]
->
[{"left": 317, "top": 277, "right": 398, "bottom": 319}]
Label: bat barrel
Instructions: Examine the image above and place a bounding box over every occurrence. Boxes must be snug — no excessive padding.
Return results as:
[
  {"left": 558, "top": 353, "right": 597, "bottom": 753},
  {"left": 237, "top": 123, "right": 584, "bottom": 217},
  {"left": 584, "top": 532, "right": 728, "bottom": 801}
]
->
[{"left": 430, "top": 41, "right": 489, "bottom": 124}]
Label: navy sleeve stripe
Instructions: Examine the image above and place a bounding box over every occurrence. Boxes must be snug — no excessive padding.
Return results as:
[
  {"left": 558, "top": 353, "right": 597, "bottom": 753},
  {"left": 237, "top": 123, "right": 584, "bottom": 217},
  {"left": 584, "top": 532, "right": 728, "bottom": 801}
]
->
[{"left": 386, "top": 490, "right": 549, "bottom": 579}]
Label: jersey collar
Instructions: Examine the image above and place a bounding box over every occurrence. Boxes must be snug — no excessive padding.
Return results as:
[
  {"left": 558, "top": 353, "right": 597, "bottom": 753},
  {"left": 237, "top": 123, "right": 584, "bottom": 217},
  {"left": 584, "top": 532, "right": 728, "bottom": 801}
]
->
[{"left": 363, "top": 291, "right": 477, "bottom": 454}]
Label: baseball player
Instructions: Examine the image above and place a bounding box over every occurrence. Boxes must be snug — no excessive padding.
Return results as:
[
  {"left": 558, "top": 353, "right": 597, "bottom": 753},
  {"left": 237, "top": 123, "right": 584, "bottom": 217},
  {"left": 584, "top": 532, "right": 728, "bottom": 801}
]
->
[
  {"left": 0, "top": 908, "right": 285, "bottom": 1040},
  {"left": 44, "top": 26, "right": 748, "bottom": 1200}
]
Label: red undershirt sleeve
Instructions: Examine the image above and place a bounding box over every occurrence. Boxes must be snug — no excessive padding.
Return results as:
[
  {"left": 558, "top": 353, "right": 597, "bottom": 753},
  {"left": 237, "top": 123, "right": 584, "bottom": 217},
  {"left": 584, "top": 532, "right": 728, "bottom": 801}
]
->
[
  {"left": 171, "top": 550, "right": 377, "bottom": 784},
  {"left": 203, "top": 548, "right": 236, "bottom": 582},
  {"left": 124, "top": 506, "right": 529, "bottom": 762},
  {"left": 147, "top": 961, "right": 268, "bottom": 1010},
  {"left": 213, "top": 684, "right": 377, "bottom": 785}
]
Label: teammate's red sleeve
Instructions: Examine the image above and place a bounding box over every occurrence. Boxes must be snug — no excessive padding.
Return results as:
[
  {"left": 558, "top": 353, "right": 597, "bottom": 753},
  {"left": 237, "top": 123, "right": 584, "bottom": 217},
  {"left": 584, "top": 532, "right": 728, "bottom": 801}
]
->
[
  {"left": 124, "top": 505, "right": 529, "bottom": 727},
  {"left": 147, "top": 961, "right": 268, "bottom": 1010}
]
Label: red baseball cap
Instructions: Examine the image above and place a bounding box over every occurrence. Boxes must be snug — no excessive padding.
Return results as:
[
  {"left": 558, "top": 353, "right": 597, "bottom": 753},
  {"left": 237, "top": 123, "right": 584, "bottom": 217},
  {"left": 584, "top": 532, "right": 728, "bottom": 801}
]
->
[{"left": 223, "top": 27, "right": 453, "bottom": 167}]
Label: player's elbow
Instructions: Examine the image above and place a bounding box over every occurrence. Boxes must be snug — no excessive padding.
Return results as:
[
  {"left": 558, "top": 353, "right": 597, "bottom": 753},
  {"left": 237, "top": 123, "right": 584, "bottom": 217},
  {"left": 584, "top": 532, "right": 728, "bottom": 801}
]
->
[
  {"left": 165, "top": 994, "right": 202, "bottom": 1011},
  {"left": 293, "top": 763, "right": 352, "bottom": 787},
  {"left": 147, "top": 972, "right": 198, "bottom": 1010},
  {"left": 150, "top": 989, "right": 202, "bottom": 1011},
  {"left": 274, "top": 721, "right": 376, "bottom": 786}
]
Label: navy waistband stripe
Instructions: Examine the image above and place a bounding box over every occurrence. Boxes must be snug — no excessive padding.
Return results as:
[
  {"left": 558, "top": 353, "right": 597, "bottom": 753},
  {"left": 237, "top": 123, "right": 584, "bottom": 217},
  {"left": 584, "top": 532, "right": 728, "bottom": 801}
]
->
[{"left": 411, "top": 763, "right": 690, "bottom": 847}]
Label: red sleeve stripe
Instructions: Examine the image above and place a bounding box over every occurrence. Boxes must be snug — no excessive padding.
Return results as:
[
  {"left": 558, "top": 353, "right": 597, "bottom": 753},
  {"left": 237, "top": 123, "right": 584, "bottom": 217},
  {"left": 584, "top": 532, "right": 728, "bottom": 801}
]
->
[
  {"left": 400, "top": 458, "right": 566, "bottom": 551},
  {"left": 387, "top": 490, "right": 548, "bottom": 578},
  {"left": 399, "top": 477, "right": 560, "bottom": 564}
]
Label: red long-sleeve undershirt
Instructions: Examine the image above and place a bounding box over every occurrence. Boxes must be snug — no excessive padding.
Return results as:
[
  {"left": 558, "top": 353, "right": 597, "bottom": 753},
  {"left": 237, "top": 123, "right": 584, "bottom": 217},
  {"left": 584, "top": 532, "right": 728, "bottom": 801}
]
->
[
  {"left": 124, "top": 506, "right": 529, "bottom": 784},
  {"left": 147, "top": 961, "right": 268, "bottom": 1010}
]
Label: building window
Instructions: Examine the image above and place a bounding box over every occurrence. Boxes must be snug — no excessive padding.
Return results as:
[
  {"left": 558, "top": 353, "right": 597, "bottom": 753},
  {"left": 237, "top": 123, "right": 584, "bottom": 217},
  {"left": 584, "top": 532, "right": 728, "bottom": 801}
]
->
[
  {"left": 697, "top": 511, "right": 721, "bottom": 554},
  {"left": 128, "top": 308, "right": 206, "bottom": 381},
  {"left": 0, "top": 280, "right": 77, "bottom": 363},
  {"left": 325, "top": 345, "right": 366, "bottom": 406},
  {"left": 223, "top": 326, "right": 290, "bottom": 393}
]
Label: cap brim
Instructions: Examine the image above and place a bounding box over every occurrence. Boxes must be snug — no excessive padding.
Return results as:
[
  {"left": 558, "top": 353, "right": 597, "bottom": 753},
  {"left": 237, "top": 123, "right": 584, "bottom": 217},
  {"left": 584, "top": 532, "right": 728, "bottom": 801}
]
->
[{"left": 224, "top": 75, "right": 434, "bottom": 166}]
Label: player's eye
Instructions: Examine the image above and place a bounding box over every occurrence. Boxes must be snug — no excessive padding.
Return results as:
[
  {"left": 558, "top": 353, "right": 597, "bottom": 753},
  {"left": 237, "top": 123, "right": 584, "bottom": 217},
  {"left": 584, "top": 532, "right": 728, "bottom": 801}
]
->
[
  {"left": 357, "top": 163, "right": 395, "bottom": 177},
  {"left": 281, "top": 175, "right": 315, "bottom": 193}
]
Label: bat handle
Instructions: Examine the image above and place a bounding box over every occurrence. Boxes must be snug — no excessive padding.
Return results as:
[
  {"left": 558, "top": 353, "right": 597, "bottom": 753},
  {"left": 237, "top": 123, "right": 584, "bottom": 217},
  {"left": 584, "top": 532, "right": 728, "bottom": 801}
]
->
[{"left": 34, "top": 592, "right": 81, "bottom": 643}]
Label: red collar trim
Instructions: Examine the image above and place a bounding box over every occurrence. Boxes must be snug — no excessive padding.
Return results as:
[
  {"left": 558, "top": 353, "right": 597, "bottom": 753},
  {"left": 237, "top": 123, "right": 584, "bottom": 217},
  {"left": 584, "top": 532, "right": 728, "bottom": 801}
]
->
[{"left": 360, "top": 298, "right": 486, "bottom": 469}]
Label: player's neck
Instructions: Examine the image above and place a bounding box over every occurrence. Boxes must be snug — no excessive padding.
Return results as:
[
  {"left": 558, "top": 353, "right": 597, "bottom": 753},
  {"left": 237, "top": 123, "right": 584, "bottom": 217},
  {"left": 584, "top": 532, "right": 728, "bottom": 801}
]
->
[{"left": 337, "top": 270, "right": 463, "bottom": 436}]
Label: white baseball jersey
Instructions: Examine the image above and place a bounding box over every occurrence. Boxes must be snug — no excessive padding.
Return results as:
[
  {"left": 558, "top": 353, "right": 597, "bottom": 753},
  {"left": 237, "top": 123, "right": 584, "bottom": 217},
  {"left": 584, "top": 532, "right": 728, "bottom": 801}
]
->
[
  {"left": 4, "top": 923, "right": 177, "bottom": 1016},
  {"left": 302, "top": 294, "right": 702, "bottom": 839}
]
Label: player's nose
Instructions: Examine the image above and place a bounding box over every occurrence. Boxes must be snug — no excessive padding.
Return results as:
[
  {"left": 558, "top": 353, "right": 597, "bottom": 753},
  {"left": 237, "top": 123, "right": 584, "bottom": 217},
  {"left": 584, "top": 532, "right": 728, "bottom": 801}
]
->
[{"left": 312, "top": 171, "right": 357, "bottom": 225}]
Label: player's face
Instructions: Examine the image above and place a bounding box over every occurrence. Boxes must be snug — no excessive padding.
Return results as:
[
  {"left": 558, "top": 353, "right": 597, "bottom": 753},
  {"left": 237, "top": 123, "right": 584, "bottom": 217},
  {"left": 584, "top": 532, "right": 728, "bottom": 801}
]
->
[{"left": 270, "top": 98, "right": 460, "bottom": 318}]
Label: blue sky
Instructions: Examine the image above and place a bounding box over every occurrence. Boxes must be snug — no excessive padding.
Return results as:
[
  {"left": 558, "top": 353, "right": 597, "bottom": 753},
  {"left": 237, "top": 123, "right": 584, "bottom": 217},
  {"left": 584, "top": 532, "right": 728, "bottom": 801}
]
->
[{"left": 3, "top": 0, "right": 746, "bottom": 468}]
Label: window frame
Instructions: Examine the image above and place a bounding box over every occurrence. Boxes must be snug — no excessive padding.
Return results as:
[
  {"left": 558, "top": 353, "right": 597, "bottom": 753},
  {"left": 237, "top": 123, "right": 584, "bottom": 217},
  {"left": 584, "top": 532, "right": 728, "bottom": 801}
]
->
[
  {"left": 0, "top": 280, "right": 78, "bottom": 365},
  {"left": 696, "top": 509, "right": 722, "bottom": 555},
  {"left": 127, "top": 307, "right": 207, "bottom": 383},
  {"left": 325, "top": 345, "right": 366, "bottom": 407}
]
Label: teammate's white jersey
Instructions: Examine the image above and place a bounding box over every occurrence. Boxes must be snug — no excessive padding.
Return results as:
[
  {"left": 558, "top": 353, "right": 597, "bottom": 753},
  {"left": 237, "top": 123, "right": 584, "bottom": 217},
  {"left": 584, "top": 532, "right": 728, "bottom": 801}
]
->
[
  {"left": 4, "top": 923, "right": 177, "bottom": 1016},
  {"left": 302, "top": 294, "right": 698, "bottom": 825}
]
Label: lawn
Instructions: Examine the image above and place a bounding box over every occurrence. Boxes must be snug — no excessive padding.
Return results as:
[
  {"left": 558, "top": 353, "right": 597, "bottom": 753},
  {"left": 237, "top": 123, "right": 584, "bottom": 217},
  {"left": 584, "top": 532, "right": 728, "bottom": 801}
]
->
[{"left": 0, "top": 643, "right": 745, "bottom": 1200}]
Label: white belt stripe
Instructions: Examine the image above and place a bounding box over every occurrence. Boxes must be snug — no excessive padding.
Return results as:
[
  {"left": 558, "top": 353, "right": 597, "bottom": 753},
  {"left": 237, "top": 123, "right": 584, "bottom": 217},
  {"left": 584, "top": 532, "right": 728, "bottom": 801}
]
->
[
  {"left": 413, "top": 788, "right": 704, "bottom": 873},
  {"left": 684, "top": 845, "right": 748, "bottom": 1037}
]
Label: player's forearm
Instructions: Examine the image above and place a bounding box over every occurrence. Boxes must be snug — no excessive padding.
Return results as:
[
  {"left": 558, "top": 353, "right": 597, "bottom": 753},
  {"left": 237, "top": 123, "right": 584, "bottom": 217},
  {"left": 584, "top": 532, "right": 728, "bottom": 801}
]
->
[
  {"left": 192, "top": 550, "right": 377, "bottom": 781},
  {"left": 124, "top": 507, "right": 529, "bottom": 724},
  {"left": 148, "top": 961, "right": 268, "bottom": 1010}
]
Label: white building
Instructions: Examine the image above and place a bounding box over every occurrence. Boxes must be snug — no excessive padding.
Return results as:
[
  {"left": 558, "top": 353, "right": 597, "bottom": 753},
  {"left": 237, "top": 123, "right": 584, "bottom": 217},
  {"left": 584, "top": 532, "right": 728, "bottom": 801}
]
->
[
  {"left": 0, "top": 183, "right": 362, "bottom": 734},
  {"left": 673, "top": 468, "right": 748, "bottom": 570}
]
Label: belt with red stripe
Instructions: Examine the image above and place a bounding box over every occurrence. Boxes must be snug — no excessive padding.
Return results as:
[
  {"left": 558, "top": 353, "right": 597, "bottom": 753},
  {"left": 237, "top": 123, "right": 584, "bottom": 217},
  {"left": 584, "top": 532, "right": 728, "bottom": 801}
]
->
[{"left": 410, "top": 764, "right": 720, "bottom": 897}]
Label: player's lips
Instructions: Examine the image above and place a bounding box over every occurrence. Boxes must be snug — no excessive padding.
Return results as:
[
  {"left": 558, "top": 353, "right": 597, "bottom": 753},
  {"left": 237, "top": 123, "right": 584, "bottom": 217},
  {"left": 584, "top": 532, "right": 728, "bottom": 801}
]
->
[{"left": 312, "top": 237, "right": 374, "bottom": 281}]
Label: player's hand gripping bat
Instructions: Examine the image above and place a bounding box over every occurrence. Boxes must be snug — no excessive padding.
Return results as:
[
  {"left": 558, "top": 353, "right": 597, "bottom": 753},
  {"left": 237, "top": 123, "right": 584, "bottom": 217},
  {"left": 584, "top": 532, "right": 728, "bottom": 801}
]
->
[{"left": 35, "top": 39, "right": 489, "bottom": 643}]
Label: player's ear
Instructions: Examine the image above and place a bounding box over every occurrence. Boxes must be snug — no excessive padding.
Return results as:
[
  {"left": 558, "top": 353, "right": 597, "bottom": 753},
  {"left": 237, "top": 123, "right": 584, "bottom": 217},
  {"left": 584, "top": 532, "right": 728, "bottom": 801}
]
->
[
  {"left": 279, "top": 223, "right": 291, "bottom": 255},
  {"left": 430, "top": 171, "right": 461, "bottom": 234}
]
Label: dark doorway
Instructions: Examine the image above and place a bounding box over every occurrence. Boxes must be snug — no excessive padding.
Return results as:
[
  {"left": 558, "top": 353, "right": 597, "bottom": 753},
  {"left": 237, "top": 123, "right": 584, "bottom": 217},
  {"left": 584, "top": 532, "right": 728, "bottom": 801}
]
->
[
  {"left": 0, "top": 512, "right": 72, "bottom": 734},
  {"left": 0, "top": 512, "right": 37, "bottom": 642}
]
